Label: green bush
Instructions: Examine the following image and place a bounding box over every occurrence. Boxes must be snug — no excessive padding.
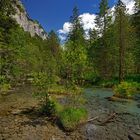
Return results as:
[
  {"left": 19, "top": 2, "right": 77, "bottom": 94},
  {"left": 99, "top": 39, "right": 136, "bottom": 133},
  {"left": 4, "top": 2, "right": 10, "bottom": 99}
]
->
[
  {"left": 125, "top": 74, "right": 140, "bottom": 83},
  {"left": 83, "top": 71, "right": 100, "bottom": 85},
  {"left": 59, "top": 107, "right": 87, "bottom": 131},
  {"left": 101, "top": 79, "right": 119, "bottom": 88},
  {"left": 40, "top": 99, "right": 63, "bottom": 116},
  {"left": 114, "top": 82, "right": 139, "bottom": 99},
  {"left": 0, "top": 83, "right": 11, "bottom": 93},
  {"left": 0, "top": 75, "right": 11, "bottom": 93},
  {"left": 48, "top": 85, "right": 68, "bottom": 95}
]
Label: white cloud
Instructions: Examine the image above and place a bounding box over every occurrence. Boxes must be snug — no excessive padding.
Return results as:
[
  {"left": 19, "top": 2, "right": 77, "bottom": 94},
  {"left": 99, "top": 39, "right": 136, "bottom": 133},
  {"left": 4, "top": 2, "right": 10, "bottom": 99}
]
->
[
  {"left": 58, "top": 22, "right": 72, "bottom": 34},
  {"left": 122, "top": 0, "right": 133, "bottom": 5},
  {"left": 58, "top": 13, "right": 96, "bottom": 41},
  {"left": 79, "top": 13, "right": 96, "bottom": 31},
  {"left": 58, "top": 22, "right": 72, "bottom": 41},
  {"left": 122, "top": 0, "right": 135, "bottom": 14},
  {"left": 58, "top": 0, "right": 135, "bottom": 42}
]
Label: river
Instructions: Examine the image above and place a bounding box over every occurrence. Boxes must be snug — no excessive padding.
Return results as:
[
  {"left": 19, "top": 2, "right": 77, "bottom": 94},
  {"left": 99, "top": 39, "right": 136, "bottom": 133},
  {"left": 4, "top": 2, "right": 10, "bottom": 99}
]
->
[{"left": 0, "top": 87, "right": 140, "bottom": 140}]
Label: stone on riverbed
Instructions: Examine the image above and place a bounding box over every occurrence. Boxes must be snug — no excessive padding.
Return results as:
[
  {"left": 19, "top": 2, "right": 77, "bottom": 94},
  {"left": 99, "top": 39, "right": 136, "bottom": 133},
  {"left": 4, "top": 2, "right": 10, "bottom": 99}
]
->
[{"left": 85, "top": 124, "right": 97, "bottom": 140}]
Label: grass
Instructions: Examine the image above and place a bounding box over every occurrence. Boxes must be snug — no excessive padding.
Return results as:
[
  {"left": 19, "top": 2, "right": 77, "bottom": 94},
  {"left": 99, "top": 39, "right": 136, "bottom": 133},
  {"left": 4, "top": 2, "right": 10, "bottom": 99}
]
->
[
  {"left": 48, "top": 85, "right": 83, "bottom": 95},
  {"left": 59, "top": 107, "right": 88, "bottom": 131},
  {"left": 114, "top": 82, "right": 140, "bottom": 99},
  {"left": 48, "top": 85, "right": 68, "bottom": 95}
]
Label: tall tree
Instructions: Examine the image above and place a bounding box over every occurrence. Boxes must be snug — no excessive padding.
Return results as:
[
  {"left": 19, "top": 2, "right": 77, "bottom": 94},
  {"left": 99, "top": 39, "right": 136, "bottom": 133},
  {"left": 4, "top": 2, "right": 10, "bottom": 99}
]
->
[
  {"left": 47, "top": 30, "right": 60, "bottom": 57},
  {"left": 132, "top": 1, "right": 140, "bottom": 73},
  {"left": 93, "top": 0, "right": 113, "bottom": 79},
  {"left": 114, "top": 0, "right": 131, "bottom": 82},
  {"left": 64, "top": 6, "right": 87, "bottom": 86}
]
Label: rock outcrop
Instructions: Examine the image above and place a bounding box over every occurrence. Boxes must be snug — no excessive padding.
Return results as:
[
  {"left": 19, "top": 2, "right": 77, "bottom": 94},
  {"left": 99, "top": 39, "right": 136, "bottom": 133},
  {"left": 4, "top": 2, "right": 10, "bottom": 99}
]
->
[{"left": 12, "top": 0, "right": 47, "bottom": 40}]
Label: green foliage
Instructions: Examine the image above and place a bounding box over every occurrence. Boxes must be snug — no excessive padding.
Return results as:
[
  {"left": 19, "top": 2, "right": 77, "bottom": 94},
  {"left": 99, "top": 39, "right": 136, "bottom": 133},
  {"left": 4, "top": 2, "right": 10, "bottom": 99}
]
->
[
  {"left": 32, "top": 72, "right": 55, "bottom": 90},
  {"left": 48, "top": 85, "right": 71, "bottom": 95},
  {"left": 83, "top": 71, "right": 100, "bottom": 85},
  {"left": 125, "top": 74, "right": 140, "bottom": 83},
  {"left": 40, "top": 99, "right": 63, "bottom": 116},
  {"left": 101, "top": 79, "right": 119, "bottom": 88},
  {"left": 0, "top": 75, "right": 6, "bottom": 84},
  {"left": 114, "top": 82, "right": 139, "bottom": 98},
  {"left": 0, "top": 83, "right": 11, "bottom": 93},
  {"left": 31, "top": 71, "right": 57, "bottom": 114},
  {"left": 0, "top": 0, "right": 139, "bottom": 105},
  {"left": 62, "top": 7, "right": 88, "bottom": 86},
  {"left": 0, "top": 76, "right": 11, "bottom": 93},
  {"left": 48, "top": 30, "right": 60, "bottom": 56},
  {"left": 59, "top": 107, "right": 87, "bottom": 131}
]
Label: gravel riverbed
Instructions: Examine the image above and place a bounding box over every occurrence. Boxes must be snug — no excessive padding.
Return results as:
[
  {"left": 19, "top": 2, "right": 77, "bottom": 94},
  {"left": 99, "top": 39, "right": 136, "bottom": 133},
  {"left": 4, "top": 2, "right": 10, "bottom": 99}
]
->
[{"left": 0, "top": 87, "right": 140, "bottom": 140}]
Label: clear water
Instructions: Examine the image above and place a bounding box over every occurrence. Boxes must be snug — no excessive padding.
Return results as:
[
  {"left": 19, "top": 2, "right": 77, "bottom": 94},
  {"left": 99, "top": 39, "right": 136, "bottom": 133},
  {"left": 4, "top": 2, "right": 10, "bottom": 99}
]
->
[{"left": 84, "top": 88, "right": 140, "bottom": 114}]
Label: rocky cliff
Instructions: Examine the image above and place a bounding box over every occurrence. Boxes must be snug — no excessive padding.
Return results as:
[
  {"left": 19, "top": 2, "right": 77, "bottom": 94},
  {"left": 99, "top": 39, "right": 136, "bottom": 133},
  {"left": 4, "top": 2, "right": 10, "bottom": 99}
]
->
[{"left": 12, "top": 0, "right": 47, "bottom": 40}]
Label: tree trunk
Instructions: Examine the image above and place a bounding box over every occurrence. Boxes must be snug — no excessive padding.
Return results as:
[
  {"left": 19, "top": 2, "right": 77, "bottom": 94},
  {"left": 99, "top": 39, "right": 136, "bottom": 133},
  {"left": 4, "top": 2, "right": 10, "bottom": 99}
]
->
[{"left": 119, "top": 10, "right": 125, "bottom": 83}]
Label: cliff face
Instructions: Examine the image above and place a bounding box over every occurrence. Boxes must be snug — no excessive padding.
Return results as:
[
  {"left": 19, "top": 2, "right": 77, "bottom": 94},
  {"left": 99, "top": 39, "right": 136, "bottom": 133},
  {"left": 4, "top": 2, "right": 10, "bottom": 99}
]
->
[{"left": 12, "top": 0, "right": 47, "bottom": 40}]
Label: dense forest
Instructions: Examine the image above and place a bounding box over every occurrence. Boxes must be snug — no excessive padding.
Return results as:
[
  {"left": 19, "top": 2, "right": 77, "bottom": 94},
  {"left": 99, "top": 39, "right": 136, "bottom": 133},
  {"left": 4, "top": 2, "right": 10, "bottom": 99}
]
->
[{"left": 0, "top": 0, "right": 140, "bottom": 139}]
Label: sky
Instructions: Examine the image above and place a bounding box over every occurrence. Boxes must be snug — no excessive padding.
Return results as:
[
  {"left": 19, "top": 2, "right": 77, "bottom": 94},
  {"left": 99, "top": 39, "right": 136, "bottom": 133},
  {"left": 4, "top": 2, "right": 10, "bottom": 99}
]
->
[{"left": 21, "top": 0, "right": 135, "bottom": 41}]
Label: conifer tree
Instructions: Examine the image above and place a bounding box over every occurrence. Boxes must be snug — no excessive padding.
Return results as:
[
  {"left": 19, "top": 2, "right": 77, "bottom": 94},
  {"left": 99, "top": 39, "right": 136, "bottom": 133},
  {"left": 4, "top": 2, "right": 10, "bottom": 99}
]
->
[
  {"left": 48, "top": 30, "right": 60, "bottom": 57},
  {"left": 93, "top": 0, "right": 113, "bottom": 79},
  {"left": 64, "top": 6, "right": 87, "bottom": 86},
  {"left": 114, "top": 0, "right": 132, "bottom": 82},
  {"left": 132, "top": 0, "right": 140, "bottom": 73}
]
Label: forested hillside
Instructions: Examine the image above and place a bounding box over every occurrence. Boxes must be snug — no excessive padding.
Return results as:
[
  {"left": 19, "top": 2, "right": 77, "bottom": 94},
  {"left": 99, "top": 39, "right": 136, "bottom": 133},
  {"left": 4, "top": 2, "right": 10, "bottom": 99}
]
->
[
  {"left": 0, "top": 0, "right": 140, "bottom": 91},
  {"left": 0, "top": 0, "right": 140, "bottom": 139}
]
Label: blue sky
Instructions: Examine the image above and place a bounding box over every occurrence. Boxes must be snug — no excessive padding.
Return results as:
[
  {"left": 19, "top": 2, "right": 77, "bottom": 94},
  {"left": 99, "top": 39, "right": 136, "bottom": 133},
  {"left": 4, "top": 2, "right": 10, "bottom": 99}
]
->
[
  {"left": 21, "top": 0, "right": 116, "bottom": 32},
  {"left": 21, "top": 0, "right": 134, "bottom": 41}
]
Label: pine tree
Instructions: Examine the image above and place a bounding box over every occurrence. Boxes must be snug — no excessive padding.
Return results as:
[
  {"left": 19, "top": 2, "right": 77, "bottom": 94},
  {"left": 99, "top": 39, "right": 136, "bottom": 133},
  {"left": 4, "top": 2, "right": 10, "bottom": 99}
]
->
[
  {"left": 93, "top": 0, "right": 113, "bottom": 79},
  {"left": 132, "top": 0, "right": 140, "bottom": 73},
  {"left": 114, "top": 0, "right": 132, "bottom": 82},
  {"left": 47, "top": 30, "right": 60, "bottom": 57},
  {"left": 134, "top": 0, "right": 140, "bottom": 11},
  {"left": 64, "top": 6, "right": 87, "bottom": 86}
]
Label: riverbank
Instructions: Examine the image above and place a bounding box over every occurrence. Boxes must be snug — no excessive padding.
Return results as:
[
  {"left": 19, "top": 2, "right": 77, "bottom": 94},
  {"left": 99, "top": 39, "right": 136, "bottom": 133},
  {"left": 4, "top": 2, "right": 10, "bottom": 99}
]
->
[{"left": 0, "top": 87, "right": 140, "bottom": 140}]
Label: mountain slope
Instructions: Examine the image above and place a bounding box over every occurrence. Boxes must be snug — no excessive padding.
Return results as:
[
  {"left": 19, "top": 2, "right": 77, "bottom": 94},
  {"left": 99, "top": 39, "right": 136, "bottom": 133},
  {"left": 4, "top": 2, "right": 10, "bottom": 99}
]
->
[{"left": 12, "top": 0, "right": 47, "bottom": 40}]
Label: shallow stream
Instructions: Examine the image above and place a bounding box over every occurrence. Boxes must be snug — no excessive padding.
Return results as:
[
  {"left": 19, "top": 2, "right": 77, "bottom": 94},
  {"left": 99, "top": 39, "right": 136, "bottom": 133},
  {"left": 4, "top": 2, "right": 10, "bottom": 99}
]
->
[{"left": 0, "top": 87, "right": 140, "bottom": 140}]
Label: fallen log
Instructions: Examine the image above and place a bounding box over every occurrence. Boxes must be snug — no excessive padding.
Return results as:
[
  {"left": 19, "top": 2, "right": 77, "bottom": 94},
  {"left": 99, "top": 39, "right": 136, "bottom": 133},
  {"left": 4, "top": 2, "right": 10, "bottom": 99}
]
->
[
  {"left": 87, "top": 116, "right": 99, "bottom": 122},
  {"left": 100, "top": 113, "right": 116, "bottom": 125}
]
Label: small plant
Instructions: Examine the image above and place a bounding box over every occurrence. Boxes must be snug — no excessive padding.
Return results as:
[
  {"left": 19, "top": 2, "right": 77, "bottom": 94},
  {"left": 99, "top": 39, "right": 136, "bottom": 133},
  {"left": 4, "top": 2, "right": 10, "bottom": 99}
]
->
[
  {"left": 31, "top": 72, "right": 58, "bottom": 115},
  {"left": 0, "top": 75, "right": 11, "bottom": 93},
  {"left": 40, "top": 99, "right": 63, "bottom": 116},
  {"left": 114, "top": 82, "right": 139, "bottom": 99},
  {"left": 59, "top": 107, "right": 87, "bottom": 131},
  {"left": 0, "top": 83, "right": 11, "bottom": 93},
  {"left": 101, "top": 79, "right": 119, "bottom": 88}
]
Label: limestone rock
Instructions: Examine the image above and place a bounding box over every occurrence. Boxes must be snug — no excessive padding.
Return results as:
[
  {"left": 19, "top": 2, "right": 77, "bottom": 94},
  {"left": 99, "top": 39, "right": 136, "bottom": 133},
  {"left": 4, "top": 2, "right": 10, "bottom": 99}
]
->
[{"left": 12, "top": 0, "right": 47, "bottom": 40}]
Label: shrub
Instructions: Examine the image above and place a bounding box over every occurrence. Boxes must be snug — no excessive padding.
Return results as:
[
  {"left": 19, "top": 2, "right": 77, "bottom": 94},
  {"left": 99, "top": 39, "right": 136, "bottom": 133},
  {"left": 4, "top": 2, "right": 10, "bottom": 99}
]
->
[
  {"left": 83, "top": 71, "right": 100, "bottom": 85},
  {"left": 101, "top": 79, "right": 119, "bottom": 88},
  {"left": 48, "top": 85, "right": 69, "bottom": 95},
  {"left": 114, "top": 82, "right": 139, "bottom": 99},
  {"left": 0, "top": 75, "right": 11, "bottom": 93},
  {"left": 40, "top": 99, "right": 63, "bottom": 116},
  {"left": 125, "top": 74, "right": 140, "bottom": 83},
  {"left": 0, "top": 83, "right": 11, "bottom": 93},
  {"left": 59, "top": 107, "right": 87, "bottom": 131}
]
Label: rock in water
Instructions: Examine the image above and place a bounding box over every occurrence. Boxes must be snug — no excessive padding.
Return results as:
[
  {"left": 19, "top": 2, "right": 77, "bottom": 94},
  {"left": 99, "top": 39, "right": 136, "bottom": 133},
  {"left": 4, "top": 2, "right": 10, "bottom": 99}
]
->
[{"left": 85, "top": 124, "right": 97, "bottom": 140}]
